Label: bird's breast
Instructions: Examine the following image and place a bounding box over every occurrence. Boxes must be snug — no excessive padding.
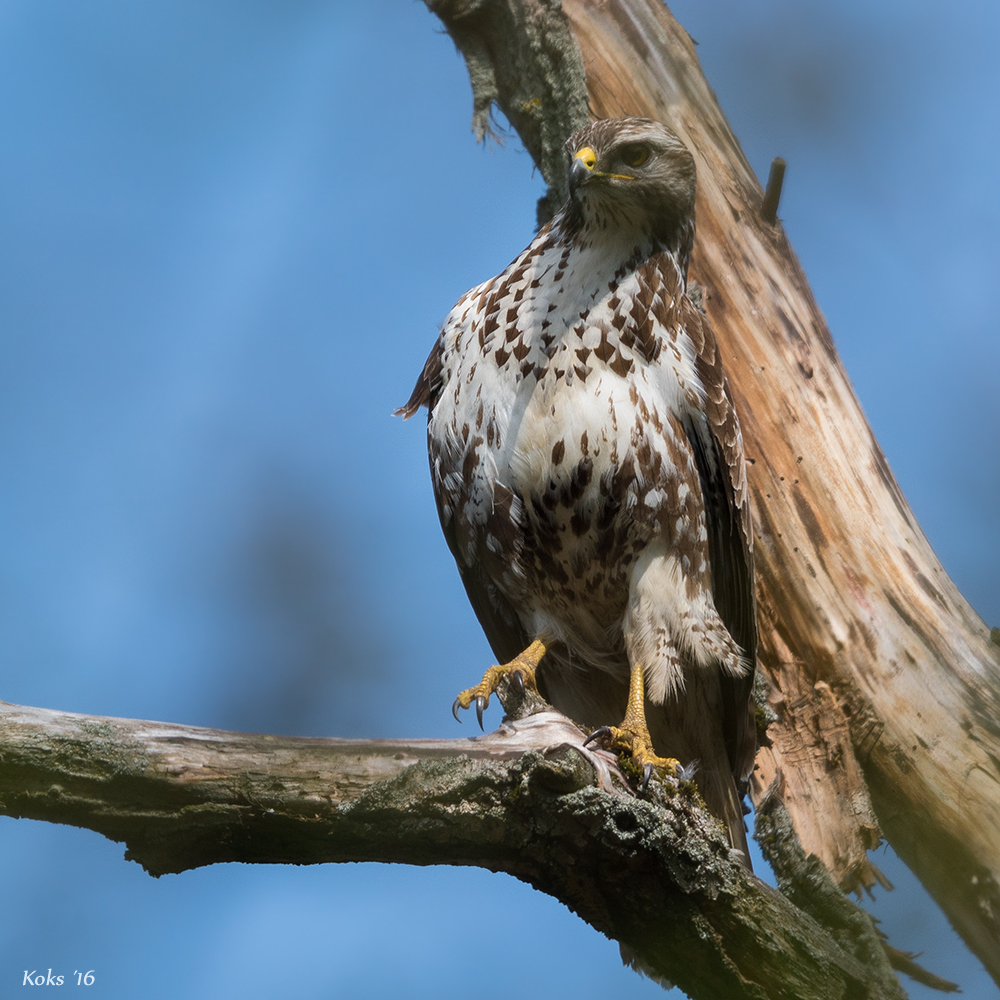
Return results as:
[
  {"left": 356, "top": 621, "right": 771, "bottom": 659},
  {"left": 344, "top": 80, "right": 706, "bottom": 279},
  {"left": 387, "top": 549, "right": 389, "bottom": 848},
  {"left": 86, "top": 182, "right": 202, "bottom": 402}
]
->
[{"left": 429, "top": 238, "right": 701, "bottom": 590}]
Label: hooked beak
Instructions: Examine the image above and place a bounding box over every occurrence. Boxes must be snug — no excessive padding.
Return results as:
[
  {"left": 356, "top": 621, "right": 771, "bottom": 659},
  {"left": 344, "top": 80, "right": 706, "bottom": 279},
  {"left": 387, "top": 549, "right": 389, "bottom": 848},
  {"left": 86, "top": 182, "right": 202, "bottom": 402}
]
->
[
  {"left": 570, "top": 146, "right": 598, "bottom": 189},
  {"left": 569, "top": 144, "right": 635, "bottom": 189}
]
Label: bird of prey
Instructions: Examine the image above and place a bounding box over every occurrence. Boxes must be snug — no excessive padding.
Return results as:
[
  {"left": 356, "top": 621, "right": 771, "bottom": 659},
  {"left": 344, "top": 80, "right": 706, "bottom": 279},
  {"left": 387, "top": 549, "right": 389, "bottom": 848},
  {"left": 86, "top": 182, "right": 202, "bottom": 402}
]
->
[{"left": 398, "top": 117, "right": 757, "bottom": 860}]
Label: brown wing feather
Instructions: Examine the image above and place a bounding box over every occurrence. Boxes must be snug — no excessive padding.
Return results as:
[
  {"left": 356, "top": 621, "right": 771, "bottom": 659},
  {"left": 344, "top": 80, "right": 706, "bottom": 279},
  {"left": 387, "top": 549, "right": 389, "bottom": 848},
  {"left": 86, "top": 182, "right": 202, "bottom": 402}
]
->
[
  {"left": 432, "top": 451, "right": 530, "bottom": 665},
  {"left": 447, "top": 558, "right": 531, "bottom": 666},
  {"left": 680, "top": 297, "right": 757, "bottom": 780},
  {"left": 394, "top": 339, "right": 444, "bottom": 420}
]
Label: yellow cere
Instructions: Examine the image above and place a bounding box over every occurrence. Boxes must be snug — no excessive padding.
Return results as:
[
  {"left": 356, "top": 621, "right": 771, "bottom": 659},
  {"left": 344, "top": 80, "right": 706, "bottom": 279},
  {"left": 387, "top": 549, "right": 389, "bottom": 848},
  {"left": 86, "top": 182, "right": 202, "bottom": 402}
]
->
[{"left": 574, "top": 145, "right": 636, "bottom": 182}]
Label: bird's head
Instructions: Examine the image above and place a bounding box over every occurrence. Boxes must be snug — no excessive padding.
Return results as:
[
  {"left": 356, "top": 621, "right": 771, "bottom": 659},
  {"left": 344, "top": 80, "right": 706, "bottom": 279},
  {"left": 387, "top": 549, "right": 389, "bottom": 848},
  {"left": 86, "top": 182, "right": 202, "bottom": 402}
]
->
[{"left": 564, "top": 118, "right": 696, "bottom": 265}]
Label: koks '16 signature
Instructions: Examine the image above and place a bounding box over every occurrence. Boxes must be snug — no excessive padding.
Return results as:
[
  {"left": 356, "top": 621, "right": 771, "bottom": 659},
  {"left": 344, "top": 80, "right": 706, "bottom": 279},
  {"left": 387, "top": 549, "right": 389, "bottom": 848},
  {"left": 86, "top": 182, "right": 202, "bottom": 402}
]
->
[{"left": 22, "top": 970, "right": 95, "bottom": 986}]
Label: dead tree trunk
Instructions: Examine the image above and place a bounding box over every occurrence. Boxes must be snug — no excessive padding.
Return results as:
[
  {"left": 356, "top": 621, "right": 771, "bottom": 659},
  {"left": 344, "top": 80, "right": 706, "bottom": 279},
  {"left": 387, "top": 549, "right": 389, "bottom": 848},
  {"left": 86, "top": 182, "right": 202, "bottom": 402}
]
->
[{"left": 422, "top": 0, "right": 1000, "bottom": 986}]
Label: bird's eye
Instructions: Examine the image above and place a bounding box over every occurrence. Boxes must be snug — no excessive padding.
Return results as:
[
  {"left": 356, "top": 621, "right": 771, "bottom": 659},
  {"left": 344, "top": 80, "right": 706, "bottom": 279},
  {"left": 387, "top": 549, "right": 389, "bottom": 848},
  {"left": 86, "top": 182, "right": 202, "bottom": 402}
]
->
[{"left": 622, "top": 146, "right": 650, "bottom": 168}]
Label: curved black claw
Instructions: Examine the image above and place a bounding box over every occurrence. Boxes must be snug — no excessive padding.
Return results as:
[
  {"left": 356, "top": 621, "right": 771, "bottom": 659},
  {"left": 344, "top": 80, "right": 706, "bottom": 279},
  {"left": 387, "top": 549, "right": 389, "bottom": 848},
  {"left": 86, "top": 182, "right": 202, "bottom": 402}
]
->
[
  {"left": 512, "top": 670, "right": 525, "bottom": 696},
  {"left": 641, "top": 762, "right": 653, "bottom": 792},
  {"left": 475, "top": 694, "right": 488, "bottom": 730},
  {"left": 452, "top": 697, "right": 463, "bottom": 723},
  {"left": 583, "top": 726, "right": 614, "bottom": 748}
]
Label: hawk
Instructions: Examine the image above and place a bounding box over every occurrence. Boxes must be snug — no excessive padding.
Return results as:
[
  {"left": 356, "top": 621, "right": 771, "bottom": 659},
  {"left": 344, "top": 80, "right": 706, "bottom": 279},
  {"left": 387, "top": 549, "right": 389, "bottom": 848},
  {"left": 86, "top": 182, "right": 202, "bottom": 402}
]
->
[{"left": 399, "top": 117, "right": 757, "bottom": 860}]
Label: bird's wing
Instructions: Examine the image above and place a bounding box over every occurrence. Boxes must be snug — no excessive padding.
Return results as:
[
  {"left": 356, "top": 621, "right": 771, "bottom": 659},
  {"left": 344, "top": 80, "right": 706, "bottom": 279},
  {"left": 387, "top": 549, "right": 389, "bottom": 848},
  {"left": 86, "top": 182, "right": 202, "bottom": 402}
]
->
[
  {"left": 399, "top": 332, "right": 531, "bottom": 665},
  {"left": 394, "top": 338, "right": 444, "bottom": 420},
  {"left": 447, "top": 540, "right": 533, "bottom": 666},
  {"left": 679, "top": 295, "right": 758, "bottom": 779}
]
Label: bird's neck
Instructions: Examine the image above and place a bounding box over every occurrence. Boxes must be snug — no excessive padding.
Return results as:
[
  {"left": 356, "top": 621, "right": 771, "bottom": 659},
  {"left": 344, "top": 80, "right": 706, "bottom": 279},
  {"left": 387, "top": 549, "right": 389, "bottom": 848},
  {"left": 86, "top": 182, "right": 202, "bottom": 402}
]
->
[
  {"left": 554, "top": 209, "right": 692, "bottom": 287},
  {"left": 517, "top": 220, "right": 687, "bottom": 329}
]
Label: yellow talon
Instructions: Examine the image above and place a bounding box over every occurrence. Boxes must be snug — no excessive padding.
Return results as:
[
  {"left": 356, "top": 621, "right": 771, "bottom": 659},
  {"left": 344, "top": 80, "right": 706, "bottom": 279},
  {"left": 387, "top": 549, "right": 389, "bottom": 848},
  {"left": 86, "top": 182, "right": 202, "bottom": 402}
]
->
[
  {"left": 452, "top": 639, "right": 546, "bottom": 729},
  {"left": 585, "top": 662, "right": 679, "bottom": 788}
]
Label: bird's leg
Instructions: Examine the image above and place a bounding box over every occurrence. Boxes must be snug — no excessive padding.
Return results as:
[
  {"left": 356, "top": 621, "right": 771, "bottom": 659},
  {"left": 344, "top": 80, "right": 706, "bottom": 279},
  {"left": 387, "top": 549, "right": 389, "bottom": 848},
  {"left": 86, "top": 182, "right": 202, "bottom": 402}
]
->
[
  {"left": 452, "top": 639, "right": 546, "bottom": 730},
  {"left": 585, "top": 662, "right": 679, "bottom": 789}
]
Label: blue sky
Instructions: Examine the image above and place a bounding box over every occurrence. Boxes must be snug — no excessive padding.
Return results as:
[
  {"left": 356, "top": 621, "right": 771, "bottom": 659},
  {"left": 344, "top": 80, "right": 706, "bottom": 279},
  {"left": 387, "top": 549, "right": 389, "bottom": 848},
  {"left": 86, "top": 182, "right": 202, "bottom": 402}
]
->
[{"left": 0, "top": 1, "right": 997, "bottom": 997}]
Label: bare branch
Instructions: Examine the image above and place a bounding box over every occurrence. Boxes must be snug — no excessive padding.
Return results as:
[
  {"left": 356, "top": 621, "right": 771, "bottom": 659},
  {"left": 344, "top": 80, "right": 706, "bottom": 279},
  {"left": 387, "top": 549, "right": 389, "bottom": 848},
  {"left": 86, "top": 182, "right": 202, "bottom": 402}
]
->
[{"left": 0, "top": 699, "right": 907, "bottom": 999}]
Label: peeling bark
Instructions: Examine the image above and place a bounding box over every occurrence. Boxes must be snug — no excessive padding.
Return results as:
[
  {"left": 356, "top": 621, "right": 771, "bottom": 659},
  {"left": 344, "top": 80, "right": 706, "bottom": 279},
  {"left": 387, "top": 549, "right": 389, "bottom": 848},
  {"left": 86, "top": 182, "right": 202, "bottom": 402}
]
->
[{"left": 426, "top": 0, "right": 1000, "bottom": 988}]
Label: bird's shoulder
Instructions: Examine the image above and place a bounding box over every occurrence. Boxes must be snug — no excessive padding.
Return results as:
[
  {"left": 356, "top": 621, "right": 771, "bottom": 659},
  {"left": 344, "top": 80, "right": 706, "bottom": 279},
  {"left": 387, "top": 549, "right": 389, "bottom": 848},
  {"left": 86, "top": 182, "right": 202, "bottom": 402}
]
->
[
  {"left": 396, "top": 225, "right": 565, "bottom": 421},
  {"left": 676, "top": 293, "right": 750, "bottom": 528}
]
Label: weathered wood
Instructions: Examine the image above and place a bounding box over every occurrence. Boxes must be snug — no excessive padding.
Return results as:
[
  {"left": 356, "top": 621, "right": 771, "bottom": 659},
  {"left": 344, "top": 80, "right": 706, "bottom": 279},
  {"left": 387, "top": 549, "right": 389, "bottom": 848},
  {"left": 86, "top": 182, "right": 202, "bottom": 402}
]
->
[
  {"left": 425, "top": 0, "right": 1000, "bottom": 987},
  {"left": 0, "top": 699, "right": 906, "bottom": 1000}
]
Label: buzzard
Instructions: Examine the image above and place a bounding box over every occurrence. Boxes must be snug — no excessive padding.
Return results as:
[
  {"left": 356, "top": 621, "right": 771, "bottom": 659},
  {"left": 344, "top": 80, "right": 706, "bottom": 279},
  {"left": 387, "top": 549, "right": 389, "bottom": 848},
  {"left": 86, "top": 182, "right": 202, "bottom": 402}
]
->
[{"left": 399, "top": 117, "right": 757, "bottom": 860}]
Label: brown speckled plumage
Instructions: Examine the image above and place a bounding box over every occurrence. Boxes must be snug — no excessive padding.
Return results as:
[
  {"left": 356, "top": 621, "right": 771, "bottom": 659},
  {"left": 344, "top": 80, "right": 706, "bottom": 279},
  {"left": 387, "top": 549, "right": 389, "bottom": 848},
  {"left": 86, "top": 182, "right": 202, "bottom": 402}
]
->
[{"left": 400, "top": 118, "right": 757, "bottom": 857}]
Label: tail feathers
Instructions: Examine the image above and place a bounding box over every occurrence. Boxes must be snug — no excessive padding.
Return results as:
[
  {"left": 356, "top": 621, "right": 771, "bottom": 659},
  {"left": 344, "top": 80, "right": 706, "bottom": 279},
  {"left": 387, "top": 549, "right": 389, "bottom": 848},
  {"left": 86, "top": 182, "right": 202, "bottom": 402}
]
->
[
  {"left": 695, "top": 760, "right": 752, "bottom": 868},
  {"left": 650, "top": 717, "right": 753, "bottom": 869}
]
